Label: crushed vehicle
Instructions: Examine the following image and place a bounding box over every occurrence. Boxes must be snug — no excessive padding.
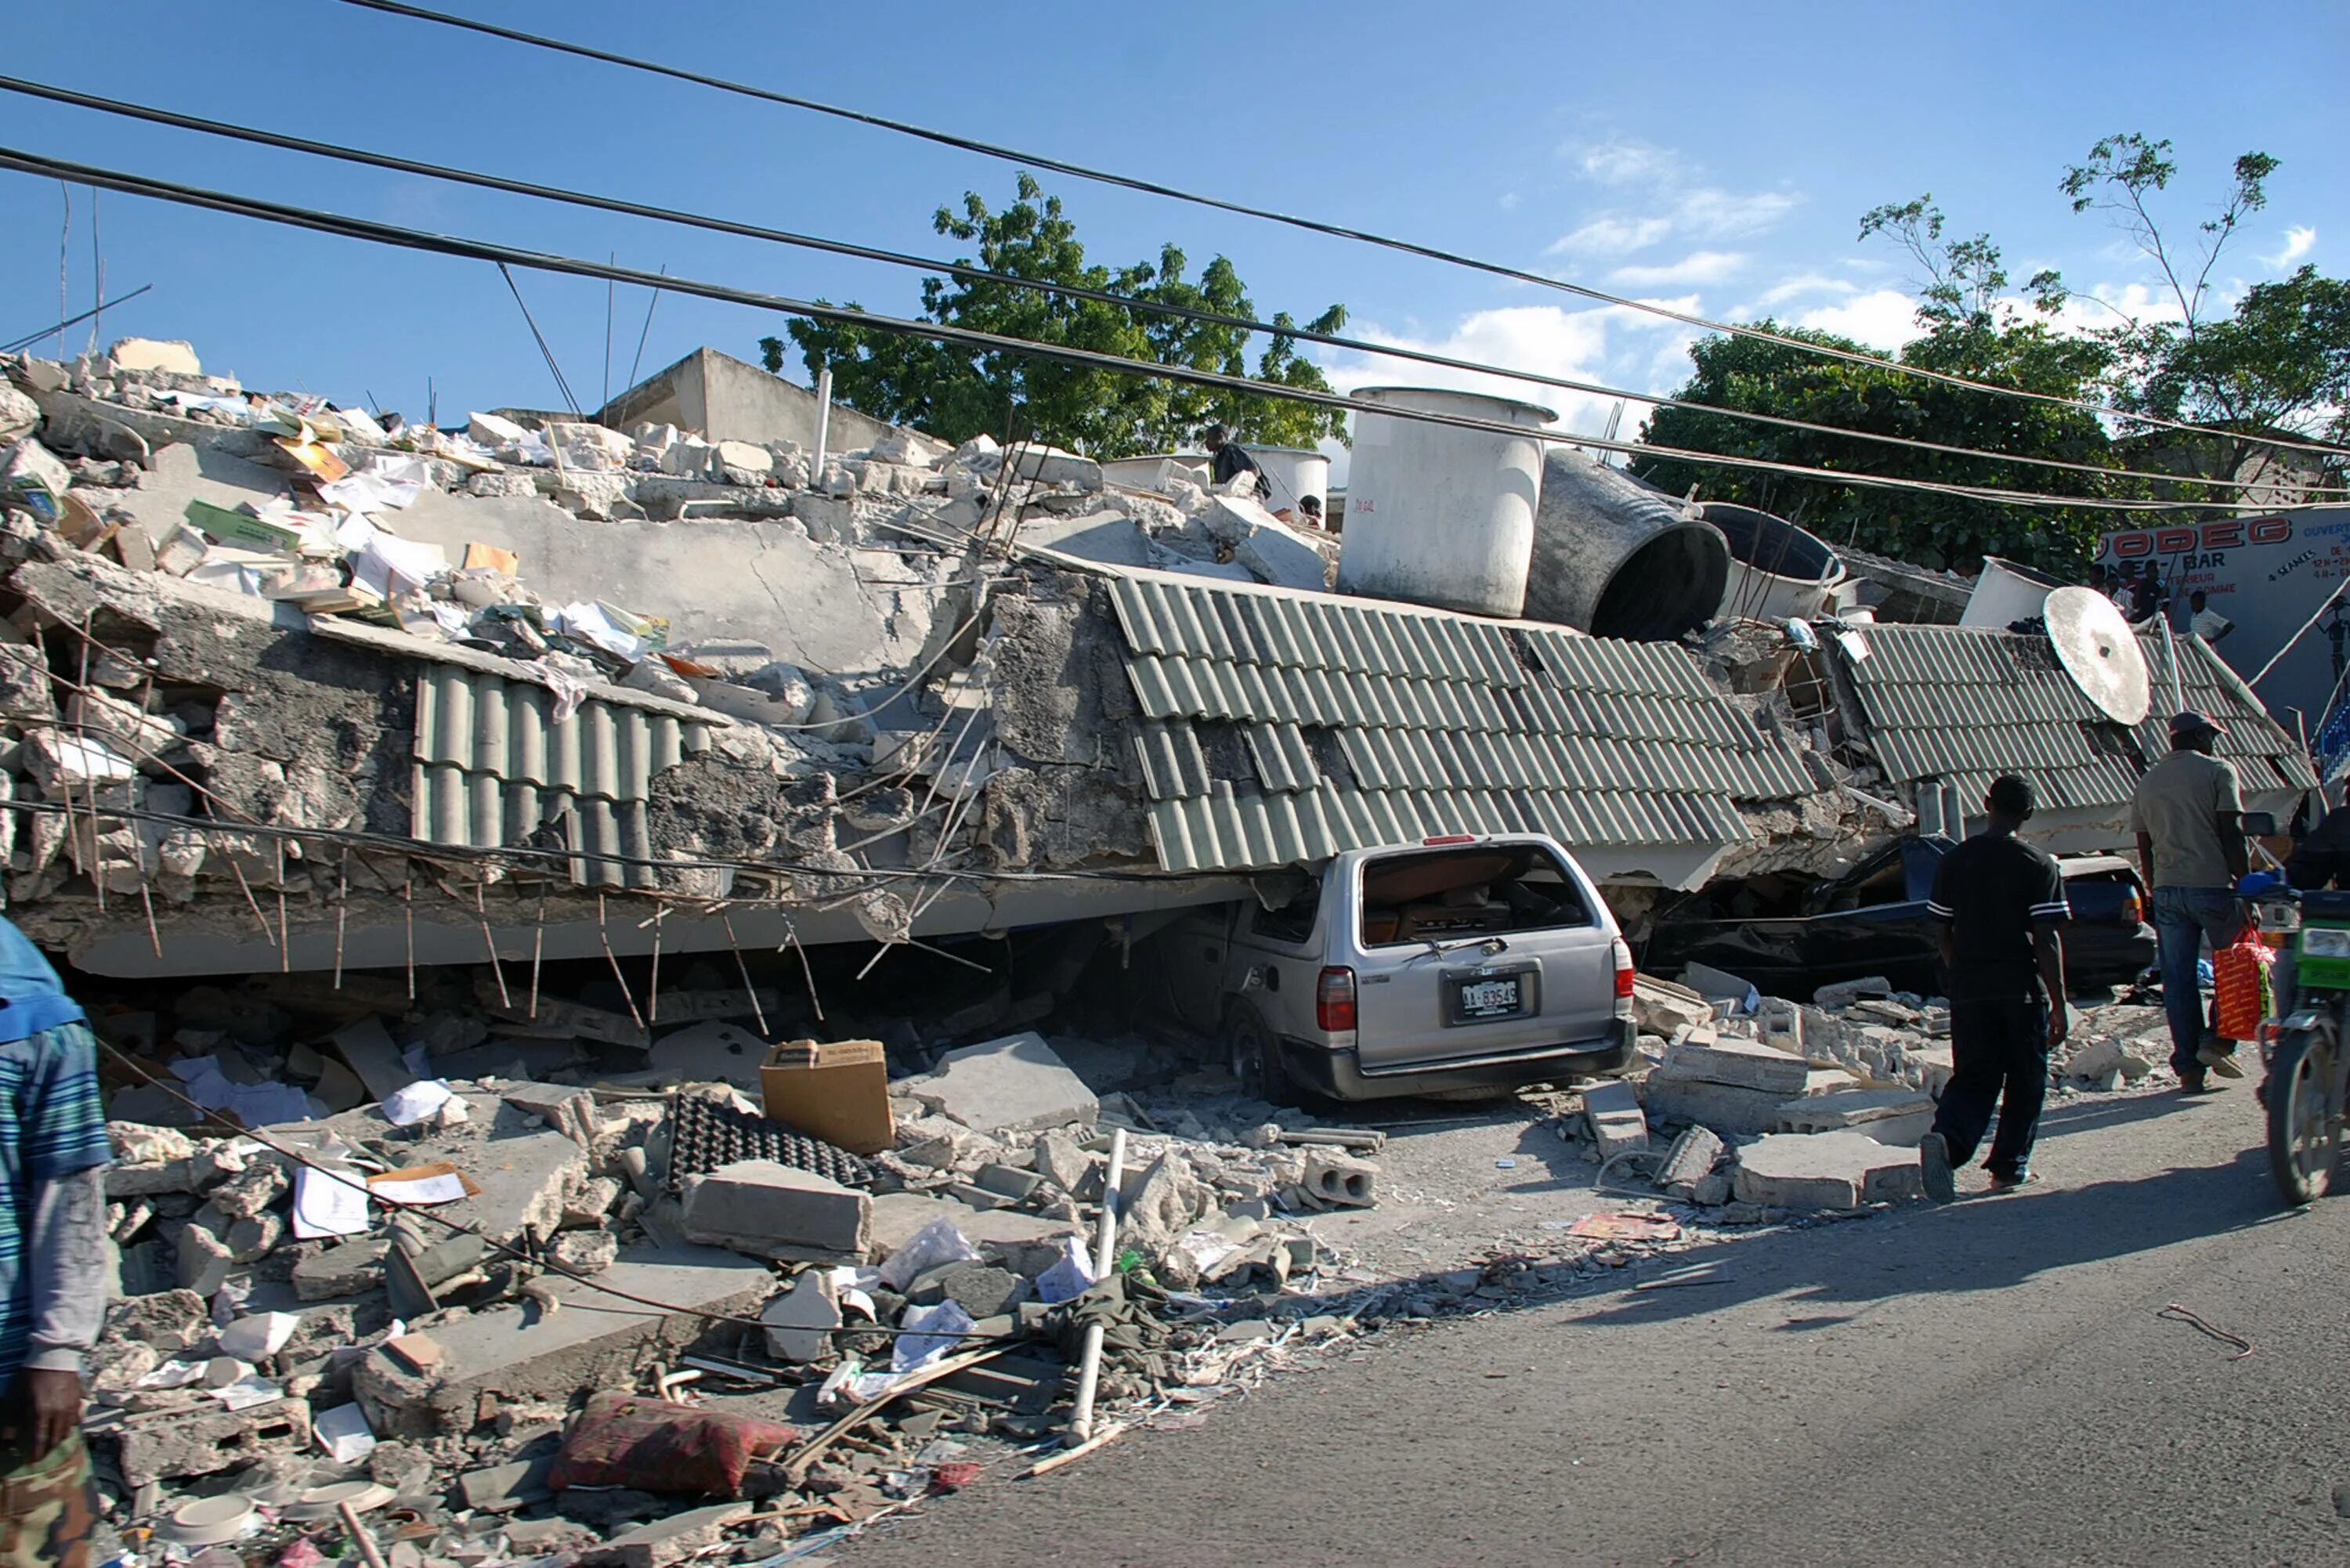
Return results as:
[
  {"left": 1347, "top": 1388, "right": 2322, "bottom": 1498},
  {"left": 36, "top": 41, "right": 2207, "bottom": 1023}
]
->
[
  {"left": 1146, "top": 833, "right": 1636, "bottom": 1102},
  {"left": 1640, "top": 835, "right": 2157, "bottom": 996}
]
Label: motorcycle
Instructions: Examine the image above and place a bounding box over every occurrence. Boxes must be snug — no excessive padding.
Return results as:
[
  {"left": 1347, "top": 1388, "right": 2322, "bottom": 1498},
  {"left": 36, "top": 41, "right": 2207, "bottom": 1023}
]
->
[{"left": 2250, "top": 882, "right": 2350, "bottom": 1205}]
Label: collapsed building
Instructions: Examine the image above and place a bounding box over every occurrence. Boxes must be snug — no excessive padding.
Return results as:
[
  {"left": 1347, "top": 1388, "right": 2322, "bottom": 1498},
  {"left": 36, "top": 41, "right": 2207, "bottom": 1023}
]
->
[{"left": 0, "top": 338, "right": 2319, "bottom": 1557}]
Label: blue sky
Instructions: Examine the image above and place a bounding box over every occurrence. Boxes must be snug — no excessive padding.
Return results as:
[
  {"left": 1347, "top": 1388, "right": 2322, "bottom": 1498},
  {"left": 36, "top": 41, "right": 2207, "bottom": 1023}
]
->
[{"left": 3, "top": 0, "right": 2343, "bottom": 468}]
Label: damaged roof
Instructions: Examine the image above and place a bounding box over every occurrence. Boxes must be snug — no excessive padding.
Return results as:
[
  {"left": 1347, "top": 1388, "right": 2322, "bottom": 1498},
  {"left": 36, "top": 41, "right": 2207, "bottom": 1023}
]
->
[
  {"left": 1834, "top": 622, "right": 2317, "bottom": 809},
  {"left": 1107, "top": 575, "right": 1815, "bottom": 883}
]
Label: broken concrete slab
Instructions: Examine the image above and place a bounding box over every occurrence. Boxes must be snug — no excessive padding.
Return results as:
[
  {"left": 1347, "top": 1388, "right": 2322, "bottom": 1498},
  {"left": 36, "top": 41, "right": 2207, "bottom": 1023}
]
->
[
  {"left": 681, "top": 1160, "right": 870, "bottom": 1259},
  {"left": 761, "top": 1270, "right": 841, "bottom": 1361},
  {"left": 1643, "top": 1068, "right": 1861, "bottom": 1137},
  {"left": 900, "top": 1032, "right": 1098, "bottom": 1137},
  {"left": 1773, "top": 1088, "right": 1937, "bottom": 1147},
  {"left": 459, "top": 1455, "right": 555, "bottom": 1513},
  {"left": 352, "top": 1245, "right": 770, "bottom": 1436},
  {"left": 1656, "top": 1125, "right": 1726, "bottom": 1199},
  {"left": 1581, "top": 1079, "right": 1649, "bottom": 1162},
  {"left": 1656, "top": 1031, "right": 1810, "bottom": 1094},
  {"left": 581, "top": 1503, "right": 753, "bottom": 1568},
  {"left": 1732, "top": 1130, "right": 1926, "bottom": 1212},
  {"left": 114, "top": 1397, "right": 313, "bottom": 1486}
]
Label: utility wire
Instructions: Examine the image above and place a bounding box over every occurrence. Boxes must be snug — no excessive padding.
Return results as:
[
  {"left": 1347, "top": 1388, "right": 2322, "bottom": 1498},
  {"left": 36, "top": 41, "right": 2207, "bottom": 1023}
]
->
[
  {"left": 2, "top": 76, "right": 2325, "bottom": 501},
  {"left": 0, "top": 146, "right": 2267, "bottom": 515},
  {"left": 496, "top": 261, "right": 582, "bottom": 415},
  {"left": 324, "top": 0, "right": 2350, "bottom": 466},
  {"left": 1, "top": 282, "right": 153, "bottom": 355}
]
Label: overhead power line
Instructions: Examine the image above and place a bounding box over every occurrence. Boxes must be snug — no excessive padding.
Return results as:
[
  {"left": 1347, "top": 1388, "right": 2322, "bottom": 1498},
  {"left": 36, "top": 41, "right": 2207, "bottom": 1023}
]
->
[
  {"left": 5, "top": 76, "right": 2331, "bottom": 503},
  {"left": 0, "top": 144, "right": 2279, "bottom": 515},
  {"left": 325, "top": 0, "right": 2350, "bottom": 467}
]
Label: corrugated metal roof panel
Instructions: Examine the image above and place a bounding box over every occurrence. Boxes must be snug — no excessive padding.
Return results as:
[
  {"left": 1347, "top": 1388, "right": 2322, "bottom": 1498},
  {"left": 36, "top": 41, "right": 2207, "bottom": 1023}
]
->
[{"left": 412, "top": 667, "right": 713, "bottom": 883}]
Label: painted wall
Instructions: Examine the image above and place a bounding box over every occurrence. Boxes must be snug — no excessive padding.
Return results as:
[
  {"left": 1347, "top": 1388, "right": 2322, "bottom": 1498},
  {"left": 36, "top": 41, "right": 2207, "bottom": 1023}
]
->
[{"left": 2097, "top": 504, "right": 2350, "bottom": 739}]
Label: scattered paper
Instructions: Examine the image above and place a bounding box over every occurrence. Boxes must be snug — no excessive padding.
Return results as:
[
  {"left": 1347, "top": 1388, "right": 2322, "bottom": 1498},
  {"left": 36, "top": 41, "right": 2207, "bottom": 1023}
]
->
[
  {"left": 319, "top": 456, "right": 426, "bottom": 513},
  {"left": 138, "top": 1360, "right": 208, "bottom": 1389},
  {"left": 464, "top": 541, "right": 519, "bottom": 573},
  {"left": 168, "top": 1056, "right": 321, "bottom": 1129},
  {"left": 367, "top": 1162, "right": 479, "bottom": 1207},
  {"left": 351, "top": 533, "right": 448, "bottom": 600},
  {"left": 312, "top": 1402, "right": 378, "bottom": 1465},
  {"left": 892, "top": 1301, "right": 977, "bottom": 1374},
  {"left": 381, "top": 1079, "right": 457, "bottom": 1127},
  {"left": 1032, "top": 1234, "right": 1096, "bottom": 1306},
  {"left": 292, "top": 1165, "right": 371, "bottom": 1239},
  {"left": 555, "top": 600, "right": 644, "bottom": 661},
  {"left": 216, "top": 1311, "right": 301, "bottom": 1360}
]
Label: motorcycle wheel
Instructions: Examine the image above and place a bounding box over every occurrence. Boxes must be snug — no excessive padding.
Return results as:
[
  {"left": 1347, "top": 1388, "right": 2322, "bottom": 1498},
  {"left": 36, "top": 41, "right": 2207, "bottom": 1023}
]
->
[{"left": 2265, "top": 1023, "right": 2343, "bottom": 1207}]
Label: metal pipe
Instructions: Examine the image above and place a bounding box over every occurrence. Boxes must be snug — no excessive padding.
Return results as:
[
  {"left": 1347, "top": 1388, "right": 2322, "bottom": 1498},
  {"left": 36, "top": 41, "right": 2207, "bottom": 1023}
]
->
[{"left": 1066, "top": 1126, "right": 1127, "bottom": 1443}]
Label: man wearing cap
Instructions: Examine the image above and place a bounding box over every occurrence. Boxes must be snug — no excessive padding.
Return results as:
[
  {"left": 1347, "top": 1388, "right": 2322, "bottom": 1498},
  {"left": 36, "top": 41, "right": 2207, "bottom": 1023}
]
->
[
  {"left": 1918, "top": 775, "right": 2070, "bottom": 1199},
  {"left": 2131, "top": 710, "right": 2251, "bottom": 1090}
]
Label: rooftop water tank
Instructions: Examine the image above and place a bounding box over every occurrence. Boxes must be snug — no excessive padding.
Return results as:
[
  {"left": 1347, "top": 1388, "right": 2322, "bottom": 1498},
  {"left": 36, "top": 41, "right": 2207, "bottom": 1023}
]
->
[
  {"left": 1336, "top": 387, "right": 1555, "bottom": 618},
  {"left": 1249, "top": 446, "right": 1331, "bottom": 519},
  {"left": 1705, "top": 504, "right": 1848, "bottom": 623},
  {"left": 1958, "top": 555, "right": 2064, "bottom": 628},
  {"left": 1525, "top": 452, "right": 1730, "bottom": 639}
]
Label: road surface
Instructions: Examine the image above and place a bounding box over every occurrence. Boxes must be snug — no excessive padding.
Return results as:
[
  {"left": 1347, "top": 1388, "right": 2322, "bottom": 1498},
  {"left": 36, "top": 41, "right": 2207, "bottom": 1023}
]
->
[{"left": 851, "top": 1083, "right": 2350, "bottom": 1567}]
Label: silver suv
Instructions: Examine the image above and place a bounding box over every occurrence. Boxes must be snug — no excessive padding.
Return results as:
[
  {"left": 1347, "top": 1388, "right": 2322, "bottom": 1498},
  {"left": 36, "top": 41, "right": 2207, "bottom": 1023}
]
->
[{"left": 1155, "top": 833, "right": 1636, "bottom": 1103}]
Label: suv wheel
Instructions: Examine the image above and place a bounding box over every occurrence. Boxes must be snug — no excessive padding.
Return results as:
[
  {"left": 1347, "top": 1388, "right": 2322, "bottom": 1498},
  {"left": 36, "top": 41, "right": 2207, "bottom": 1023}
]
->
[{"left": 1228, "top": 1007, "right": 1287, "bottom": 1106}]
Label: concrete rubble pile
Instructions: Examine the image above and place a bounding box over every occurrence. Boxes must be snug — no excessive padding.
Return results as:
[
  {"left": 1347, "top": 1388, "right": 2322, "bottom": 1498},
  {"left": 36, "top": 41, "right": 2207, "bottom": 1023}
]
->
[
  {"left": 78, "top": 979, "right": 1394, "bottom": 1560},
  {"left": 1587, "top": 969, "right": 2182, "bottom": 1217},
  {"left": 0, "top": 337, "right": 1360, "bottom": 976}
]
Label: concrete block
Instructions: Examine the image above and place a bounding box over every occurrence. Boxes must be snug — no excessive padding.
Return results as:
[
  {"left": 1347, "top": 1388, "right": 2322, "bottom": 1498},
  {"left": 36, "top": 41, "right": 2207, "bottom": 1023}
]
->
[
  {"left": 582, "top": 1504, "right": 753, "bottom": 1568},
  {"left": 1658, "top": 1033, "right": 1810, "bottom": 1094},
  {"left": 291, "top": 1239, "right": 389, "bottom": 1302},
  {"left": 910, "top": 1261, "right": 1029, "bottom": 1318},
  {"left": 106, "top": 1288, "right": 210, "bottom": 1350},
  {"left": 1756, "top": 998, "right": 1804, "bottom": 1056},
  {"left": 682, "top": 1160, "right": 871, "bottom": 1259},
  {"left": 1656, "top": 1125, "right": 1725, "bottom": 1196},
  {"left": 1643, "top": 1068, "right": 1860, "bottom": 1136},
  {"left": 1732, "top": 1130, "right": 1926, "bottom": 1212},
  {"left": 176, "top": 1220, "right": 234, "bottom": 1295},
  {"left": 1773, "top": 1088, "right": 1938, "bottom": 1147},
  {"left": 459, "top": 1455, "right": 555, "bottom": 1513},
  {"left": 1302, "top": 1150, "right": 1378, "bottom": 1208},
  {"left": 114, "top": 1397, "right": 313, "bottom": 1485},
  {"left": 974, "top": 1162, "right": 1052, "bottom": 1201},
  {"left": 1814, "top": 976, "right": 1894, "bottom": 1009},
  {"left": 1581, "top": 1080, "right": 1649, "bottom": 1162},
  {"left": 109, "top": 338, "right": 202, "bottom": 375},
  {"left": 352, "top": 1246, "right": 771, "bottom": 1436},
  {"left": 549, "top": 1230, "right": 619, "bottom": 1274},
  {"left": 761, "top": 1271, "right": 841, "bottom": 1361},
  {"left": 1907, "top": 1045, "right": 1957, "bottom": 1098},
  {"left": 902, "top": 1032, "right": 1099, "bottom": 1136},
  {"left": 1632, "top": 976, "right": 1714, "bottom": 1037}
]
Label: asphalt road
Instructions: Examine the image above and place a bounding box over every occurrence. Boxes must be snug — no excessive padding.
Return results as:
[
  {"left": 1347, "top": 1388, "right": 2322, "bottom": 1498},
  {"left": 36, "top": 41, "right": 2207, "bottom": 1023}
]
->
[{"left": 851, "top": 1083, "right": 2350, "bottom": 1568}]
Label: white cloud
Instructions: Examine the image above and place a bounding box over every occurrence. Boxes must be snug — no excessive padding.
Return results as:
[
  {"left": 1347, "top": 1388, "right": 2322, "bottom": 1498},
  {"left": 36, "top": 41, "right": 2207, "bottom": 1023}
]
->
[
  {"left": 1608, "top": 250, "right": 1748, "bottom": 287},
  {"left": 1748, "top": 273, "right": 1859, "bottom": 309},
  {"left": 1546, "top": 215, "right": 1672, "bottom": 258},
  {"left": 1328, "top": 305, "right": 1625, "bottom": 434},
  {"left": 2269, "top": 224, "right": 2317, "bottom": 266},
  {"left": 1673, "top": 186, "right": 1800, "bottom": 240},
  {"left": 1498, "top": 191, "right": 1520, "bottom": 211},
  {"left": 1567, "top": 136, "right": 1679, "bottom": 186},
  {"left": 1795, "top": 289, "right": 1923, "bottom": 352}
]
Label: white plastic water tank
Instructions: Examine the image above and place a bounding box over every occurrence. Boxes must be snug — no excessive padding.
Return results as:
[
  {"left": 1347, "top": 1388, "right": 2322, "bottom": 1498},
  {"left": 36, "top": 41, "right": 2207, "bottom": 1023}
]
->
[
  {"left": 1337, "top": 387, "right": 1556, "bottom": 617},
  {"left": 1959, "top": 555, "right": 2064, "bottom": 628},
  {"left": 1249, "top": 446, "right": 1331, "bottom": 518}
]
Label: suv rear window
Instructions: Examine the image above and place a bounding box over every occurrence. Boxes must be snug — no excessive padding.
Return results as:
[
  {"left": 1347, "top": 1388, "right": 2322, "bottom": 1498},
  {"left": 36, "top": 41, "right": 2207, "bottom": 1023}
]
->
[{"left": 1358, "top": 844, "right": 1593, "bottom": 948}]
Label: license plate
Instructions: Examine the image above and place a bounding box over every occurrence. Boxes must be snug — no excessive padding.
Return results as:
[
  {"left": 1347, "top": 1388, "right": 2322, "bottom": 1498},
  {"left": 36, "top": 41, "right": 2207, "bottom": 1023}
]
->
[{"left": 1455, "top": 976, "right": 1521, "bottom": 1021}]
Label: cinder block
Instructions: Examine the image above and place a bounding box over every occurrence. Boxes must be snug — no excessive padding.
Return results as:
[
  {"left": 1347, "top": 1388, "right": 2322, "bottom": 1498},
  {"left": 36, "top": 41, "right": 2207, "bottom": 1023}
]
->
[
  {"left": 682, "top": 1160, "right": 872, "bottom": 1259},
  {"left": 1303, "top": 1150, "right": 1377, "bottom": 1208},
  {"left": 1657, "top": 1125, "right": 1725, "bottom": 1195},
  {"left": 1581, "top": 1080, "right": 1649, "bottom": 1162},
  {"left": 1658, "top": 1033, "right": 1811, "bottom": 1094},
  {"left": 114, "top": 1398, "right": 313, "bottom": 1485}
]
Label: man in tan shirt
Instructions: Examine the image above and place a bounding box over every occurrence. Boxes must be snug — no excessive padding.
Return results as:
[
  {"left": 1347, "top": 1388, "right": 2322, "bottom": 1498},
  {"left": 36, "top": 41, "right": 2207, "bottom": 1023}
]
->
[{"left": 2129, "top": 711, "right": 2249, "bottom": 1090}]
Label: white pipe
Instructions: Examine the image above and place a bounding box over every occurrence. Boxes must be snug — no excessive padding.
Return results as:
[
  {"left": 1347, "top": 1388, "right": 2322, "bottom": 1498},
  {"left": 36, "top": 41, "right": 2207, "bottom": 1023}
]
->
[
  {"left": 1066, "top": 1126, "right": 1127, "bottom": 1443},
  {"left": 811, "top": 366, "right": 833, "bottom": 479},
  {"left": 2157, "top": 604, "right": 2187, "bottom": 717}
]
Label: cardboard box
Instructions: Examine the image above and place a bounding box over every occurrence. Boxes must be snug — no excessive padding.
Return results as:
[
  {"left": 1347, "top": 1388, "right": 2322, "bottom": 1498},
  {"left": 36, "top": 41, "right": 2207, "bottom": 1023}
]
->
[{"left": 761, "top": 1039, "right": 893, "bottom": 1154}]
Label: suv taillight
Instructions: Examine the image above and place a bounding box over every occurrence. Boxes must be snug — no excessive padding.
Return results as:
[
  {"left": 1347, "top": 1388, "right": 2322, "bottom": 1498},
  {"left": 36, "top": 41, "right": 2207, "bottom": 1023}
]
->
[
  {"left": 1612, "top": 938, "right": 1636, "bottom": 1001},
  {"left": 2123, "top": 889, "right": 2143, "bottom": 925},
  {"left": 1316, "top": 966, "right": 1358, "bottom": 1031}
]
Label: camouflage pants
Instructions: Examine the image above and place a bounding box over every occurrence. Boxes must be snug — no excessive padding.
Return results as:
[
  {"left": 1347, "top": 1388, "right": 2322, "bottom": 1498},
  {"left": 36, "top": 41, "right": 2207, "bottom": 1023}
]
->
[{"left": 0, "top": 1429, "right": 97, "bottom": 1568}]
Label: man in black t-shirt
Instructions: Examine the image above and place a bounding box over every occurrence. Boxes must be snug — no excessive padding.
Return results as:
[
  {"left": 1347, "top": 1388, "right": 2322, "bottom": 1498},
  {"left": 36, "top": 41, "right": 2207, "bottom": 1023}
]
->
[{"left": 1918, "top": 774, "right": 2072, "bottom": 1201}]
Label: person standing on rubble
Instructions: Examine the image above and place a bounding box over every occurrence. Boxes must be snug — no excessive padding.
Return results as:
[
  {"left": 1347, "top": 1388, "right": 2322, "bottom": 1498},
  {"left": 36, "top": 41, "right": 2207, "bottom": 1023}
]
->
[
  {"left": 2131, "top": 711, "right": 2251, "bottom": 1090},
  {"left": 0, "top": 915, "right": 110, "bottom": 1568},
  {"left": 1202, "top": 424, "right": 1272, "bottom": 502},
  {"left": 1917, "top": 775, "right": 2070, "bottom": 1201}
]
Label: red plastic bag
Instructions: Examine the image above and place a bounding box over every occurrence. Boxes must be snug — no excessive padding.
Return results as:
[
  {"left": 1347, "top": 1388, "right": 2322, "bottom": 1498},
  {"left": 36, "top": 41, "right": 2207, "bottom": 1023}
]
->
[
  {"left": 2213, "top": 938, "right": 2273, "bottom": 1042},
  {"left": 551, "top": 1393, "right": 800, "bottom": 1496}
]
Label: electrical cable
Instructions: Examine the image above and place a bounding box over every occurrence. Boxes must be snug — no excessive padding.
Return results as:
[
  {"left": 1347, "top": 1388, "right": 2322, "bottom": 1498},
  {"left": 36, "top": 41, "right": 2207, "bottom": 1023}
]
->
[
  {"left": 85, "top": 1031, "right": 1026, "bottom": 1344},
  {"left": 3, "top": 78, "right": 2323, "bottom": 501},
  {"left": 0, "top": 145, "right": 2267, "bottom": 514},
  {"left": 322, "top": 0, "right": 2350, "bottom": 465},
  {"left": 2, "top": 282, "right": 154, "bottom": 355}
]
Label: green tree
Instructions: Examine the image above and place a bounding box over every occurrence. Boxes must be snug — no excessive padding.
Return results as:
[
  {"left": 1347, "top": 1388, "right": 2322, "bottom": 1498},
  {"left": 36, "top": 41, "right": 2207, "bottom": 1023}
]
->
[
  {"left": 1635, "top": 200, "right": 2124, "bottom": 572},
  {"left": 757, "top": 174, "right": 1348, "bottom": 457}
]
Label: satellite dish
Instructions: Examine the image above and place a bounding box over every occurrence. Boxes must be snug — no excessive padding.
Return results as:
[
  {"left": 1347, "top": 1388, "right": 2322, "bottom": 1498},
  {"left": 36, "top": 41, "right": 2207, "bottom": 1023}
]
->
[{"left": 2044, "top": 585, "right": 2152, "bottom": 725}]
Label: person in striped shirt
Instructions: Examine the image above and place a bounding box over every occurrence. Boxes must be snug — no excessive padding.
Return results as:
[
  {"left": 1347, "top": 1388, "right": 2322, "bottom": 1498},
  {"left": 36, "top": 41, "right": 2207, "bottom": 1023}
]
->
[
  {"left": 1918, "top": 775, "right": 2072, "bottom": 1201},
  {"left": 0, "top": 916, "right": 111, "bottom": 1568}
]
